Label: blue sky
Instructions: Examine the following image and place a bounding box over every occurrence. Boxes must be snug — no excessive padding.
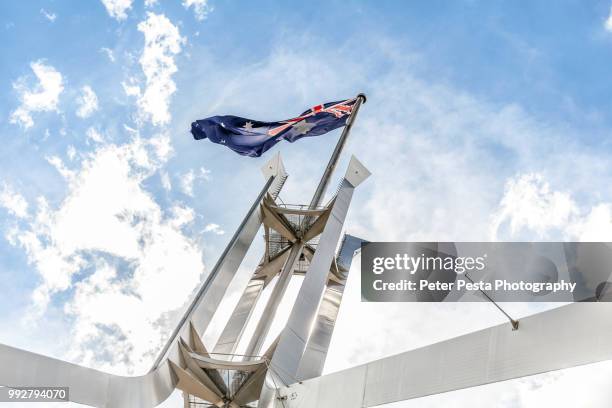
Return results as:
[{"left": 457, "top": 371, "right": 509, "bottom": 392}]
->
[{"left": 2, "top": 1, "right": 612, "bottom": 407}]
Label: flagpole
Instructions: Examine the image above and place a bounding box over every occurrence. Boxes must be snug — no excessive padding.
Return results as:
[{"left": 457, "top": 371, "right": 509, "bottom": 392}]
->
[{"left": 308, "top": 93, "right": 366, "bottom": 209}]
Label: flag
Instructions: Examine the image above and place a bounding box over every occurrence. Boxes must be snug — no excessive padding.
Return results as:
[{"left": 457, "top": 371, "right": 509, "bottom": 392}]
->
[{"left": 190, "top": 97, "right": 358, "bottom": 157}]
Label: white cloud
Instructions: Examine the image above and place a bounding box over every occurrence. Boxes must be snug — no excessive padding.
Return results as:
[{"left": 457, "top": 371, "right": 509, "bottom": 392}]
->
[
  {"left": 569, "top": 204, "right": 612, "bottom": 241},
  {"left": 0, "top": 184, "right": 29, "bottom": 218},
  {"left": 100, "top": 47, "right": 116, "bottom": 62},
  {"left": 100, "top": 0, "right": 132, "bottom": 21},
  {"left": 203, "top": 223, "right": 224, "bottom": 235},
  {"left": 169, "top": 204, "right": 195, "bottom": 228},
  {"left": 491, "top": 173, "right": 577, "bottom": 239},
  {"left": 40, "top": 8, "right": 57, "bottom": 22},
  {"left": 136, "top": 13, "right": 184, "bottom": 125},
  {"left": 46, "top": 155, "right": 76, "bottom": 181},
  {"left": 160, "top": 171, "right": 172, "bottom": 191},
  {"left": 145, "top": 0, "right": 158, "bottom": 7},
  {"left": 121, "top": 78, "right": 141, "bottom": 98},
  {"left": 10, "top": 61, "right": 64, "bottom": 129},
  {"left": 67, "top": 145, "right": 77, "bottom": 161},
  {"left": 76, "top": 86, "right": 99, "bottom": 118},
  {"left": 179, "top": 167, "right": 210, "bottom": 196},
  {"left": 182, "top": 0, "right": 212, "bottom": 21},
  {"left": 86, "top": 127, "right": 104, "bottom": 144},
  {"left": 606, "top": 6, "right": 612, "bottom": 32},
  {"left": 491, "top": 173, "right": 612, "bottom": 241},
  {"left": 6, "top": 133, "right": 205, "bottom": 373}
]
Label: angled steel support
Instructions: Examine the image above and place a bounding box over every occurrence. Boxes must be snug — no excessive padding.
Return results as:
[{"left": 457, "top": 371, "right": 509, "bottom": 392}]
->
[
  {"left": 293, "top": 282, "right": 344, "bottom": 381},
  {"left": 296, "top": 235, "right": 367, "bottom": 381},
  {"left": 277, "top": 302, "right": 612, "bottom": 408}
]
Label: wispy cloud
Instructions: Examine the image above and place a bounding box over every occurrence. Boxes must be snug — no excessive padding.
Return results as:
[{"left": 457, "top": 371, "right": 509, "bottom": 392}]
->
[
  {"left": 605, "top": 5, "right": 612, "bottom": 32},
  {"left": 100, "top": 47, "right": 115, "bottom": 62},
  {"left": 0, "top": 183, "right": 29, "bottom": 219},
  {"left": 135, "top": 13, "right": 184, "bottom": 126},
  {"left": 160, "top": 171, "right": 172, "bottom": 191},
  {"left": 86, "top": 127, "right": 104, "bottom": 144},
  {"left": 179, "top": 167, "right": 210, "bottom": 197},
  {"left": 491, "top": 172, "right": 612, "bottom": 241},
  {"left": 40, "top": 8, "right": 57, "bottom": 23},
  {"left": 203, "top": 223, "right": 224, "bottom": 235},
  {"left": 100, "top": 0, "right": 133, "bottom": 21},
  {"left": 76, "top": 85, "right": 99, "bottom": 118},
  {"left": 10, "top": 61, "right": 64, "bottom": 129},
  {"left": 182, "top": 0, "right": 212, "bottom": 21},
  {"left": 490, "top": 173, "right": 577, "bottom": 239}
]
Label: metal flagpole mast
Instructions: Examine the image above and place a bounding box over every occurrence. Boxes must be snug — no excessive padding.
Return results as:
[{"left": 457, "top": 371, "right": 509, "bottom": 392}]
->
[
  {"left": 308, "top": 93, "right": 367, "bottom": 209},
  {"left": 242, "top": 93, "right": 367, "bottom": 360}
]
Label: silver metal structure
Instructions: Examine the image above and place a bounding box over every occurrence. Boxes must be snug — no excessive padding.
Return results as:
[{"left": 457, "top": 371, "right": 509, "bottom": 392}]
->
[{"left": 2, "top": 93, "right": 612, "bottom": 408}]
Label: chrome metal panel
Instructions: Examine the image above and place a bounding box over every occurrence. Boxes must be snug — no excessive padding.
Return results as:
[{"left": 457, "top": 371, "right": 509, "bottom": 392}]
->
[
  {"left": 344, "top": 155, "right": 371, "bottom": 188},
  {"left": 0, "top": 343, "right": 175, "bottom": 408},
  {"left": 294, "top": 285, "right": 344, "bottom": 381},
  {"left": 296, "top": 235, "right": 367, "bottom": 381},
  {"left": 278, "top": 364, "right": 368, "bottom": 408},
  {"left": 280, "top": 302, "right": 612, "bottom": 407}
]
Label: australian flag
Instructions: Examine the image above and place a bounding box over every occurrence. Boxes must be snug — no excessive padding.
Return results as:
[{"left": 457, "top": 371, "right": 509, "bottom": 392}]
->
[{"left": 190, "top": 97, "right": 358, "bottom": 157}]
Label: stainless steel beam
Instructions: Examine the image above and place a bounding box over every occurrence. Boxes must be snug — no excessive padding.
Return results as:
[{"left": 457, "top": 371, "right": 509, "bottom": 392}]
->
[
  {"left": 278, "top": 302, "right": 612, "bottom": 408},
  {"left": 296, "top": 235, "right": 366, "bottom": 381},
  {"left": 294, "top": 282, "right": 344, "bottom": 381}
]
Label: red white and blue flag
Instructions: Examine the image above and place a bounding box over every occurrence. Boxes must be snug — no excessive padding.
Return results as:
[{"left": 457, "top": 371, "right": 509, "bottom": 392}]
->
[{"left": 190, "top": 98, "right": 358, "bottom": 157}]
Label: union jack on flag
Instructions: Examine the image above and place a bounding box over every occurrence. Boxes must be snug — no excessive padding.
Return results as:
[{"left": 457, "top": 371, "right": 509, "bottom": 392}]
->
[{"left": 190, "top": 97, "right": 360, "bottom": 157}]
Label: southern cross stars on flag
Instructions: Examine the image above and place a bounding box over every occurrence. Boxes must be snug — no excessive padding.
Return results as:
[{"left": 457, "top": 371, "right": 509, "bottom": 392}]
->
[{"left": 190, "top": 97, "right": 358, "bottom": 157}]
